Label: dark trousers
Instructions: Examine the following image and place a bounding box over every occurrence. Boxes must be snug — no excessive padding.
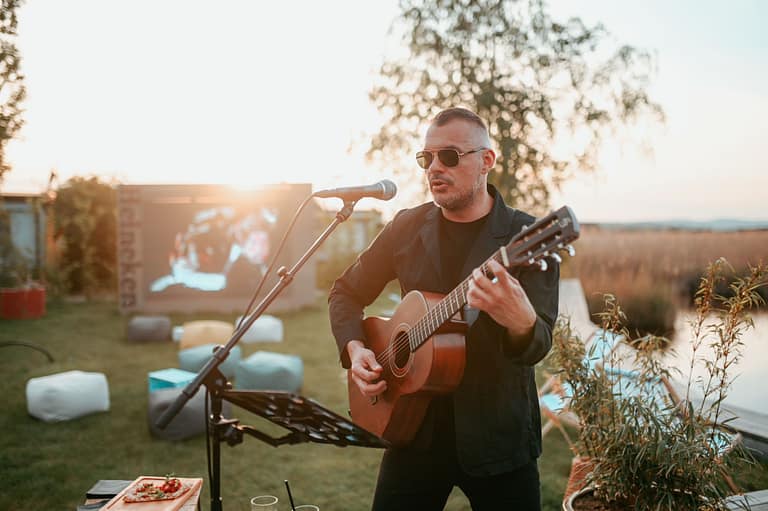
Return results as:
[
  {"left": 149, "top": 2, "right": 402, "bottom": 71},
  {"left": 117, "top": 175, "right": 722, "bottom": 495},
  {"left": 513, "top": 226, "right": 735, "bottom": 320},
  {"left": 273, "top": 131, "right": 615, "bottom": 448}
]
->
[{"left": 371, "top": 446, "right": 541, "bottom": 511}]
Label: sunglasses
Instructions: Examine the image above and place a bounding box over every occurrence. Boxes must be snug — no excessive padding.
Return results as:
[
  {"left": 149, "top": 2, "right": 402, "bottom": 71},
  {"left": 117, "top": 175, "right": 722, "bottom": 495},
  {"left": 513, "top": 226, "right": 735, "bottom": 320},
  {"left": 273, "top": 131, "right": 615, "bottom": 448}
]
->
[{"left": 415, "top": 148, "right": 486, "bottom": 169}]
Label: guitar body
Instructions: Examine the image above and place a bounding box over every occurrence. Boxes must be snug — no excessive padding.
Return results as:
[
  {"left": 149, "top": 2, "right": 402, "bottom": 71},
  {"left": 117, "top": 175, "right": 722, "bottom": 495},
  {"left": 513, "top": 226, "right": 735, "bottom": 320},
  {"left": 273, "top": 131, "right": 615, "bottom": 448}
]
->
[{"left": 348, "top": 290, "right": 466, "bottom": 447}]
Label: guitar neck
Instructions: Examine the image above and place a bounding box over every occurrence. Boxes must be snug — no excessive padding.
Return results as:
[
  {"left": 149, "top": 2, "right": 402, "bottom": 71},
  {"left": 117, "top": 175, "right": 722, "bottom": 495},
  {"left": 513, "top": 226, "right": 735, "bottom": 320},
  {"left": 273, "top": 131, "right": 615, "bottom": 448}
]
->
[{"left": 408, "top": 250, "right": 505, "bottom": 351}]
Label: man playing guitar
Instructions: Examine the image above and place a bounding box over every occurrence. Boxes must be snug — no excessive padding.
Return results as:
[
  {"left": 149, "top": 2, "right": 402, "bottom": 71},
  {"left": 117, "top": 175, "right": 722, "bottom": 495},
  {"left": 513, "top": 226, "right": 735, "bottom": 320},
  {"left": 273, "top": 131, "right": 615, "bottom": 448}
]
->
[{"left": 329, "top": 107, "right": 559, "bottom": 511}]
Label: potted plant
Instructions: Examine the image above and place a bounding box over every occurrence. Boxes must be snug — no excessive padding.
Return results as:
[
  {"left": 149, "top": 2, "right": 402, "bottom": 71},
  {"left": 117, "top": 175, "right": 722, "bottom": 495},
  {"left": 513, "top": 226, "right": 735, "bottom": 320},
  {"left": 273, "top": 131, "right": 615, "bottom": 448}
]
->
[
  {"left": 548, "top": 258, "right": 767, "bottom": 510},
  {"left": 0, "top": 210, "right": 46, "bottom": 319}
]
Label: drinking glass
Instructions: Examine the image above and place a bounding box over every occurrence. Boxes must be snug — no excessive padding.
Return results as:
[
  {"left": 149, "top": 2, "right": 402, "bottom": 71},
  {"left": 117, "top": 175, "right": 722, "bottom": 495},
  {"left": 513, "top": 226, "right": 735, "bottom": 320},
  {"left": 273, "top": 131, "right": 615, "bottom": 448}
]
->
[{"left": 250, "top": 495, "right": 279, "bottom": 511}]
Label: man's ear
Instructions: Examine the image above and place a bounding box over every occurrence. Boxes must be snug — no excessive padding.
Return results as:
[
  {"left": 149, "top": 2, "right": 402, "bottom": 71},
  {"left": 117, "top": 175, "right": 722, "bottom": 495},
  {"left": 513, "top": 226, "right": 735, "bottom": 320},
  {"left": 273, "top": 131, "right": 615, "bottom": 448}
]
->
[{"left": 482, "top": 148, "right": 496, "bottom": 173}]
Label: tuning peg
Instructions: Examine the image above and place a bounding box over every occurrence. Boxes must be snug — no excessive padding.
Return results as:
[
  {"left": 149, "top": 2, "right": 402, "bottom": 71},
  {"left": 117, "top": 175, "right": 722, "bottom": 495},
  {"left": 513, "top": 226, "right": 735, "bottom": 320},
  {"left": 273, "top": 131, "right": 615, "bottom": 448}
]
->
[
  {"left": 550, "top": 253, "right": 562, "bottom": 264},
  {"left": 565, "top": 244, "right": 576, "bottom": 257},
  {"left": 521, "top": 224, "right": 529, "bottom": 231},
  {"left": 537, "top": 259, "right": 548, "bottom": 271}
]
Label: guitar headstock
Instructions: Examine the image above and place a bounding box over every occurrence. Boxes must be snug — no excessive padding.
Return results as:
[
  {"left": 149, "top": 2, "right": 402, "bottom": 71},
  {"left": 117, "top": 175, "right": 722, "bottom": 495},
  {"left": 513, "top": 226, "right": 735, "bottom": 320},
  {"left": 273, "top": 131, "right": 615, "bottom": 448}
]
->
[{"left": 501, "top": 206, "right": 580, "bottom": 271}]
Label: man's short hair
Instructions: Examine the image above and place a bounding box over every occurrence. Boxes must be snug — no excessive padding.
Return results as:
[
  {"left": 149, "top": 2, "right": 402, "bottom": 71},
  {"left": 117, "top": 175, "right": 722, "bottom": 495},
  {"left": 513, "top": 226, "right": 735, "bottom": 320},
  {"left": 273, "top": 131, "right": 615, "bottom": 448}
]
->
[{"left": 432, "top": 107, "right": 488, "bottom": 133}]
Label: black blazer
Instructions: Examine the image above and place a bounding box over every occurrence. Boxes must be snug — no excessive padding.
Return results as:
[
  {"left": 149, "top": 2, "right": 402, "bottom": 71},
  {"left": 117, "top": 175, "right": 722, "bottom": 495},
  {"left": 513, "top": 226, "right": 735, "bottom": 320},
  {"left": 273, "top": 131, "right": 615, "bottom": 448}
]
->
[{"left": 329, "top": 185, "right": 559, "bottom": 476}]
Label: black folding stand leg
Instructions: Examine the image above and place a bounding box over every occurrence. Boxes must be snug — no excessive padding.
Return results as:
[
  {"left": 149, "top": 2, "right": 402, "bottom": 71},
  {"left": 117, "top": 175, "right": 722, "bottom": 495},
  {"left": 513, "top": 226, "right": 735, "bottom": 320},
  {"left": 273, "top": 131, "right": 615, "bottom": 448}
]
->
[{"left": 205, "top": 368, "right": 231, "bottom": 511}]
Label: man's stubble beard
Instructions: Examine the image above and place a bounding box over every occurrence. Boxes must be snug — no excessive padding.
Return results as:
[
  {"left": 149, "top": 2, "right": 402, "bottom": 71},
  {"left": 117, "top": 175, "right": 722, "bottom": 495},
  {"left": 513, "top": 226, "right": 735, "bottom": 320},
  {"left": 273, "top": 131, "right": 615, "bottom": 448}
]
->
[{"left": 433, "top": 172, "right": 486, "bottom": 212}]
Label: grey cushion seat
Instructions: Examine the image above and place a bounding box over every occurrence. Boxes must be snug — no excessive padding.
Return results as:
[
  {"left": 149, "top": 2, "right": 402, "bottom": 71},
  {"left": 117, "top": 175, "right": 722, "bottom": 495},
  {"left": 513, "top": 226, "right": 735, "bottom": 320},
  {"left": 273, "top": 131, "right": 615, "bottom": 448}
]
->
[
  {"left": 127, "top": 315, "right": 172, "bottom": 342},
  {"left": 147, "top": 386, "right": 230, "bottom": 441}
]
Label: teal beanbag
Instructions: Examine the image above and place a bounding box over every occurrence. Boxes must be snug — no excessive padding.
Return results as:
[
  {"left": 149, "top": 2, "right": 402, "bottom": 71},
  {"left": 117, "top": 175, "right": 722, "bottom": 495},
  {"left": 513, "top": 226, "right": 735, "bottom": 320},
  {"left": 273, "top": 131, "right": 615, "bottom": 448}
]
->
[
  {"left": 178, "top": 344, "right": 242, "bottom": 379},
  {"left": 235, "top": 351, "right": 303, "bottom": 392}
]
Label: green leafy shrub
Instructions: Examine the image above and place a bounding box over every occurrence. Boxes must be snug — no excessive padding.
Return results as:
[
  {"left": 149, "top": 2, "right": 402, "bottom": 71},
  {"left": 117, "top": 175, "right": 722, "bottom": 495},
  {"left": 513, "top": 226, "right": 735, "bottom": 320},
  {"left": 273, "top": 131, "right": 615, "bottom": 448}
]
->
[{"left": 52, "top": 176, "right": 117, "bottom": 295}]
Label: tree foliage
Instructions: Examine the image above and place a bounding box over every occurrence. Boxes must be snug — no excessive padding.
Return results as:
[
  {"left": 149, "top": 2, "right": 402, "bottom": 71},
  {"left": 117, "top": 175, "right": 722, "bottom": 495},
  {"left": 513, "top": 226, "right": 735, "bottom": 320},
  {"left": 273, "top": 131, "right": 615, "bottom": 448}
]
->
[
  {"left": 52, "top": 176, "right": 117, "bottom": 295},
  {"left": 0, "top": 0, "right": 25, "bottom": 181},
  {"left": 369, "top": 0, "right": 663, "bottom": 212}
]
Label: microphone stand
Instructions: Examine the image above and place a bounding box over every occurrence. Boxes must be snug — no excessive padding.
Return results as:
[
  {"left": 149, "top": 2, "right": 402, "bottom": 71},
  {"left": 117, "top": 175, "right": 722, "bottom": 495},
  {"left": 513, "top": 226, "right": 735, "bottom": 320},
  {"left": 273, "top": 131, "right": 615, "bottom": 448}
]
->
[{"left": 155, "top": 198, "right": 359, "bottom": 511}]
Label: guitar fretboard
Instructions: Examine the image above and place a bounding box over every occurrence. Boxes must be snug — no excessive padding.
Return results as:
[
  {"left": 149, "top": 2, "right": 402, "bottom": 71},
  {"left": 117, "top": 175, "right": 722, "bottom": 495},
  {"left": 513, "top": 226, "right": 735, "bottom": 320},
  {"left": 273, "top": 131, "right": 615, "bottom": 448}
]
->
[{"left": 407, "top": 252, "right": 503, "bottom": 351}]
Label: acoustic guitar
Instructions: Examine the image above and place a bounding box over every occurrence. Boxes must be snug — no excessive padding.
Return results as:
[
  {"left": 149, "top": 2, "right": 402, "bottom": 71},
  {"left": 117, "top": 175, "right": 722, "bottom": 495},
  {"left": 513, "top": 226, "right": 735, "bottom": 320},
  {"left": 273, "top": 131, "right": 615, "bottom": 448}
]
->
[{"left": 348, "top": 206, "right": 580, "bottom": 447}]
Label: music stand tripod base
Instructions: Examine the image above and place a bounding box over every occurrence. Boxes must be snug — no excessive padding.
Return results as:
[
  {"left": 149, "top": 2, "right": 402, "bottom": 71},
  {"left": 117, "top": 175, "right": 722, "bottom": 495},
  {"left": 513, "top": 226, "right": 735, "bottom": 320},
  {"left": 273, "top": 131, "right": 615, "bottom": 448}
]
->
[{"left": 221, "top": 390, "right": 388, "bottom": 449}]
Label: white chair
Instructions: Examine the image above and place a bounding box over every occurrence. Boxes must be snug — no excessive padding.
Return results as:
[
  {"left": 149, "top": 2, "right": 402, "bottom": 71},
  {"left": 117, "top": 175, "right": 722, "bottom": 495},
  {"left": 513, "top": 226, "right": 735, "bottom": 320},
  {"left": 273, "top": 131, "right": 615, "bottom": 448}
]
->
[
  {"left": 541, "top": 279, "right": 627, "bottom": 446},
  {"left": 558, "top": 279, "right": 598, "bottom": 341},
  {"left": 539, "top": 379, "right": 579, "bottom": 451}
]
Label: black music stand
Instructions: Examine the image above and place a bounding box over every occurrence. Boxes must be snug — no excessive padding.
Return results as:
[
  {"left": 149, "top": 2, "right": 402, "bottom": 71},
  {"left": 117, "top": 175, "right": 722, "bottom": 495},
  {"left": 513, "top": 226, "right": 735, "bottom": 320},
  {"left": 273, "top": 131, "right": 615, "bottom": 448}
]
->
[
  {"left": 203, "top": 367, "right": 387, "bottom": 510},
  {"left": 219, "top": 389, "right": 387, "bottom": 448}
]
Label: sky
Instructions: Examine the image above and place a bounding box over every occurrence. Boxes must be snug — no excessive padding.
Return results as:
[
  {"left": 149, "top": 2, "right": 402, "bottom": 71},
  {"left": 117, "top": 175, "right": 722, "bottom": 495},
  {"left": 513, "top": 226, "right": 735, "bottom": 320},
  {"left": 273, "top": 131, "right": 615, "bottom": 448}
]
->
[{"left": 3, "top": 0, "right": 767, "bottom": 223}]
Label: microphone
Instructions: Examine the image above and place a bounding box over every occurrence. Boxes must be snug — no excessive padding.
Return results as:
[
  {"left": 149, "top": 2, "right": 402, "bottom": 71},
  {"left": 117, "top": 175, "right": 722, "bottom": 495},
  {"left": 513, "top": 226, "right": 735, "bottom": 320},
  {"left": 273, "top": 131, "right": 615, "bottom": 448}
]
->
[{"left": 313, "top": 179, "right": 397, "bottom": 201}]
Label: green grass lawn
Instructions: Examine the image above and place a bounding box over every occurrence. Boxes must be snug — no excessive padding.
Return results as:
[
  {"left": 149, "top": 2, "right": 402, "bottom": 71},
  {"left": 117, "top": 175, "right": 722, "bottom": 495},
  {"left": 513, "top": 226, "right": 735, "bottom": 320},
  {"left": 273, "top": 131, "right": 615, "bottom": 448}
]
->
[{"left": 1, "top": 297, "right": 765, "bottom": 510}]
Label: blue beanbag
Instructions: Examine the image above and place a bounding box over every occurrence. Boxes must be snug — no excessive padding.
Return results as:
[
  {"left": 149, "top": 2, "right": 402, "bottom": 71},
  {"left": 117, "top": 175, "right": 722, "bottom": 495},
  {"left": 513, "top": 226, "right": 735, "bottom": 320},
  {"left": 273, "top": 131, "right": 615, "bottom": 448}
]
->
[
  {"left": 178, "top": 344, "right": 242, "bottom": 379},
  {"left": 235, "top": 351, "right": 303, "bottom": 392}
]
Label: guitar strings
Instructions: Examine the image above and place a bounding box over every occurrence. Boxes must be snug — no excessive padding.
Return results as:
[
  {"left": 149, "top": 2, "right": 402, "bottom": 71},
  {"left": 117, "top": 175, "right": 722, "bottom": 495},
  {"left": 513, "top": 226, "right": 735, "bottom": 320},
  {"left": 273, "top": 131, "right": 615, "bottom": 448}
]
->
[
  {"left": 374, "top": 260, "right": 487, "bottom": 370},
  {"left": 374, "top": 281, "right": 468, "bottom": 371}
]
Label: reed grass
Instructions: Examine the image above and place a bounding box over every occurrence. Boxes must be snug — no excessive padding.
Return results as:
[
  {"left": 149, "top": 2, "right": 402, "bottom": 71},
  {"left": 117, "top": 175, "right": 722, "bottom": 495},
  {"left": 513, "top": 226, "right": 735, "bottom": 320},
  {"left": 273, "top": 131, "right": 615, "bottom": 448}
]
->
[{"left": 563, "top": 226, "right": 768, "bottom": 305}]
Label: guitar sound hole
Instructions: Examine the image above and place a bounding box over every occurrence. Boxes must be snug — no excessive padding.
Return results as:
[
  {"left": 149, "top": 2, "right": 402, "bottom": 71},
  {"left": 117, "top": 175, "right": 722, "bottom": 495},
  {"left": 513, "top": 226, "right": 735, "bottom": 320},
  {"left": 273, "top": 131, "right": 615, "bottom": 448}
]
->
[{"left": 393, "top": 334, "right": 411, "bottom": 370}]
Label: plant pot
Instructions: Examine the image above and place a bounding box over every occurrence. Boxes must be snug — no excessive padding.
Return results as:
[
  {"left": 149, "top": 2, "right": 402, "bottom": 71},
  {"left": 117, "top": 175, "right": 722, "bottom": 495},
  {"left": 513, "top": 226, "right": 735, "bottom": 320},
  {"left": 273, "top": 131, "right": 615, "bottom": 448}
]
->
[
  {"left": 0, "top": 285, "right": 46, "bottom": 319},
  {"left": 563, "top": 486, "right": 590, "bottom": 511},
  {"left": 563, "top": 456, "right": 594, "bottom": 504},
  {"left": 564, "top": 486, "right": 640, "bottom": 511},
  {"left": 563, "top": 486, "right": 609, "bottom": 511}
]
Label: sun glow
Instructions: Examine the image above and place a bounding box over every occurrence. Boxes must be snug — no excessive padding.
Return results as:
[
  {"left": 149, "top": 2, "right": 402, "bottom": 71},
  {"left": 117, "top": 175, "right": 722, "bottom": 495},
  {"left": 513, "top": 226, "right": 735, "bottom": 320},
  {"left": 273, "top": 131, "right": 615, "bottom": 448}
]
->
[
  {"left": 5, "top": 1, "right": 400, "bottom": 195},
  {"left": 3, "top": 0, "right": 767, "bottom": 223}
]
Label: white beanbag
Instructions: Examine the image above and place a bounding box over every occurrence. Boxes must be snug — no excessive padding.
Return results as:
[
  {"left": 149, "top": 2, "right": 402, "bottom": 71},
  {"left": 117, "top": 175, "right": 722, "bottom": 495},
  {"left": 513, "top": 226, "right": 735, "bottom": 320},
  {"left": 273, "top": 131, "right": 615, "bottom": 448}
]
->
[
  {"left": 235, "top": 314, "right": 284, "bottom": 343},
  {"left": 26, "top": 370, "right": 110, "bottom": 422}
]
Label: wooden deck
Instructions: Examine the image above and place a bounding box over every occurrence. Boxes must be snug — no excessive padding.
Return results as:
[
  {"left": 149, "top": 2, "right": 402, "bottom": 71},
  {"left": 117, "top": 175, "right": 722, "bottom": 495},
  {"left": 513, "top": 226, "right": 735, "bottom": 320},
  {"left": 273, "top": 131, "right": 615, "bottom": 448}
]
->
[
  {"left": 666, "top": 380, "right": 768, "bottom": 458},
  {"left": 727, "top": 489, "right": 768, "bottom": 510},
  {"left": 719, "top": 402, "right": 768, "bottom": 460}
]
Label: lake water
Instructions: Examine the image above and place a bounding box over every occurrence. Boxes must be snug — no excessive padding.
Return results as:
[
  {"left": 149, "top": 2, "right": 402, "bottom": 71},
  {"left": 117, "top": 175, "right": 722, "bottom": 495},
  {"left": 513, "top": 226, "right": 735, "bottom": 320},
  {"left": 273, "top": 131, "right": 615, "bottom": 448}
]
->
[{"left": 664, "top": 312, "right": 768, "bottom": 417}]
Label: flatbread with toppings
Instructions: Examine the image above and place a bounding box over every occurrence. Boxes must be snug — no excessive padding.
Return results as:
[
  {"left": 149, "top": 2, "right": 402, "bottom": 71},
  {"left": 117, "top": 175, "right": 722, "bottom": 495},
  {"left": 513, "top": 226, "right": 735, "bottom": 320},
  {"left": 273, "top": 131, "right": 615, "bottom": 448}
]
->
[{"left": 123, "top": 477, "right": 191, "bottom": 503}]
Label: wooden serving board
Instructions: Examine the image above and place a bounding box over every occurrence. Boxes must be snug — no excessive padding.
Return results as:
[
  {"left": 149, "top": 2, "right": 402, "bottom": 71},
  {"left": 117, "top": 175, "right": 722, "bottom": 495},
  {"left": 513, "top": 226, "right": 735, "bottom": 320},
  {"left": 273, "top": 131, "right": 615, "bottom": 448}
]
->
[{"left": 101, "top": 476, "right": 203, "bottom": 511}]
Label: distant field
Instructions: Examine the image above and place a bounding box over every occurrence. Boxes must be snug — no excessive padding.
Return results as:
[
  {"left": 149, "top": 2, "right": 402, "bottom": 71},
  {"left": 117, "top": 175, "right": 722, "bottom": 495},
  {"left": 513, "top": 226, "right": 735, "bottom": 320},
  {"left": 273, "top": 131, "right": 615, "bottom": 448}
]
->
[{"left": 562, "top": 226, "right": 768, "bottom": 307}]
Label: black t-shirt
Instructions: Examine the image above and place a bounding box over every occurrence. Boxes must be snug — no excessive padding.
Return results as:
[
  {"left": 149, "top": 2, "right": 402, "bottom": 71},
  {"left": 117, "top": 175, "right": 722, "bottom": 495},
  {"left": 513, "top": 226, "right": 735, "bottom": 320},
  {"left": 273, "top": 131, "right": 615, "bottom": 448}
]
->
[
  {"left": 439, "top": 213, "right": 489, "bottom": 287},
  {"left": 431, "top": 211, "right": 489, "bottom": 446}
]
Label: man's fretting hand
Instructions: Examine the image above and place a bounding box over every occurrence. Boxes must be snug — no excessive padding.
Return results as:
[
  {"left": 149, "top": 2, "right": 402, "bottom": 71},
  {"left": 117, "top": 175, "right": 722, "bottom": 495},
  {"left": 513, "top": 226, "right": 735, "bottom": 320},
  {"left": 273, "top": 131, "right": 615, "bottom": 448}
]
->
[{"left": 466, "top": 259, "right": 536, "bottom": 339}]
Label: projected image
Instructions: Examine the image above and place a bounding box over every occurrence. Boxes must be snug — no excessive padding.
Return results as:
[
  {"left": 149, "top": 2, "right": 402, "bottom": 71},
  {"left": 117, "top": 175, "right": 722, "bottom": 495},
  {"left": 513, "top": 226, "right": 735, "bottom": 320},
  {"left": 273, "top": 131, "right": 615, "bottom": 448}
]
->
[{"left": 150, "top": 206, "right": 277, "bottom": 293}]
